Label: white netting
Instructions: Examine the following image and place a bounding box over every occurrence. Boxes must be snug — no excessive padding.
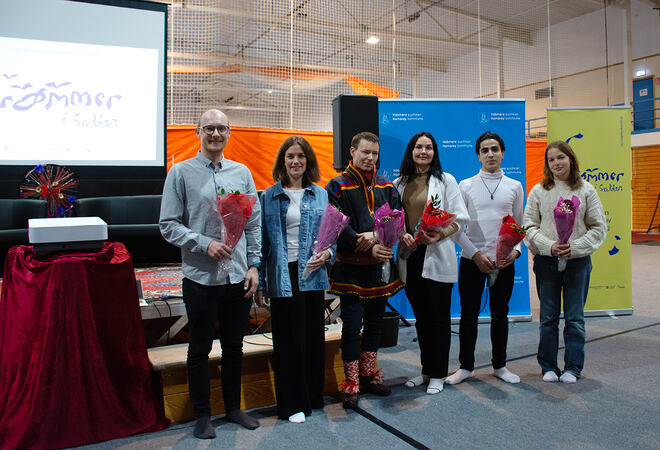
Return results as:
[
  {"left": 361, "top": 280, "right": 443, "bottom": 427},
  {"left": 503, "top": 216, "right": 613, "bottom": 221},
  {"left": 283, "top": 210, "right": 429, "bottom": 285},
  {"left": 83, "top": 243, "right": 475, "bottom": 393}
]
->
[{"left": 167, "top": 0, "right": 660, "bottom": 134}]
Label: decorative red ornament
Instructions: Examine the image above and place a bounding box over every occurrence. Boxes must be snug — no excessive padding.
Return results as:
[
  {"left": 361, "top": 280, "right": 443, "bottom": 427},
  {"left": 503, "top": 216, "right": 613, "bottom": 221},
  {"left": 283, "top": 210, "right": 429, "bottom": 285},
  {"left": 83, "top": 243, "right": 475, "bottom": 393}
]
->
[{"left": 20, "top": 164, "right": 79, "bottom": 217}]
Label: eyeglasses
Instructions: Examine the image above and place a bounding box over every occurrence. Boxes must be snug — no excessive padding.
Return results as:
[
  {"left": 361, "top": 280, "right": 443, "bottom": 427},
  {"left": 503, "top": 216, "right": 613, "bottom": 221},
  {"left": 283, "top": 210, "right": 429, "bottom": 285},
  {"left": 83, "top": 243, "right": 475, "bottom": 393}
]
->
[{"left": 199, "top": 124, "right": 230, "bottom": 135}]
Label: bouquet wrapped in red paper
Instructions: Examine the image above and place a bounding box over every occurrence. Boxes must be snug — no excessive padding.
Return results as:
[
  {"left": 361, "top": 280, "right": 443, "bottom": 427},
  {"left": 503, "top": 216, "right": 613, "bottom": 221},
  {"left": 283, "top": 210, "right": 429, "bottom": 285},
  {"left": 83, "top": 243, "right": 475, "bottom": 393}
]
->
[
  {"left": 373, "top": 203, "right": 405, "bottom": 282},
  {"left": 554, "top": 195, "right": 581, "bottom": 271},
  {"left": 400, "top": 194, "right": 457, "bottom": 260},
  {"left": 301, "top": 204, "right": 350, "bottom": 281},
  {"left": 217, "top": 189, "right": 257, "bottom": 275},
  {"left": 488, "top": 215, "right": 528, "bottom": 286},
  {"left": 495, "top": 215, "right": 528, "bottom": 264},
  {"left": 415, "top": 193, "right": 456, "bottom": 239}
]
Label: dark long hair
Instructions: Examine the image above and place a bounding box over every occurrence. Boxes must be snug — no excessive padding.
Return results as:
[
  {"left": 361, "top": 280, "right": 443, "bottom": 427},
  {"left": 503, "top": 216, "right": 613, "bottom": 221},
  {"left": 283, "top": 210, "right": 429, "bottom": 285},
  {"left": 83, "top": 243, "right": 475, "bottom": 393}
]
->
[
  {"left": 541, "top": 140, "right": 582, "bottom": 190},
  {"left": 397, "top": 131, "right": 443, "bottom": 185},
  {"left": 272, "top": 136, "right": 320, "bottom": 187}
]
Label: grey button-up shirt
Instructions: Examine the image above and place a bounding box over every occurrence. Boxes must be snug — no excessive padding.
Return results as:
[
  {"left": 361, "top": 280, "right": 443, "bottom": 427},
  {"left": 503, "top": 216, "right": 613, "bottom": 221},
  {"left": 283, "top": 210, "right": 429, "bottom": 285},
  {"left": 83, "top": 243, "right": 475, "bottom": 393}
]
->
[{"left": 159, "top": 152, "right": 261, "bottom": 286}]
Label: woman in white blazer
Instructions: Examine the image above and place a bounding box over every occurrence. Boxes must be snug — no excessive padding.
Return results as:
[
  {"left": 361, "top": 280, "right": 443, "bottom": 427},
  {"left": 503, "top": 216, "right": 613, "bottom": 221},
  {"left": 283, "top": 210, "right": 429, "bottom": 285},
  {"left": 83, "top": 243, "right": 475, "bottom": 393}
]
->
[{"left": 394, "top": 131, "right": 469, "bottom": 394}]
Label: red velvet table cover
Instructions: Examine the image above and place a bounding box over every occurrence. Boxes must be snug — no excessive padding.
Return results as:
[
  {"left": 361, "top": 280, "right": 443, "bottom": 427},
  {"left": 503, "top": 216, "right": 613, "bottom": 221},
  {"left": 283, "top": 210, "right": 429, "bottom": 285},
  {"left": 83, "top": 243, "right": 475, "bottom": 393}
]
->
[{"left": 0, "top": 243, "right": 168, "bottom": 449}]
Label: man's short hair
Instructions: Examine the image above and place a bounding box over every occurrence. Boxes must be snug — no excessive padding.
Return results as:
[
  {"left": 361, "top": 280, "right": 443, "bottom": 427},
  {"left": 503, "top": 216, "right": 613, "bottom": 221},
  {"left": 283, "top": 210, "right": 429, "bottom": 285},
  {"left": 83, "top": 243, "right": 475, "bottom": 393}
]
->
[
  {"left": 475, "top": 131, "right": 505, "bottom": 155},
  {"left": 351, "top": 131, "right": 379, "bottom": 149},
  {"left": 197, "top": 109, "right": 229, "bottom": 129}
]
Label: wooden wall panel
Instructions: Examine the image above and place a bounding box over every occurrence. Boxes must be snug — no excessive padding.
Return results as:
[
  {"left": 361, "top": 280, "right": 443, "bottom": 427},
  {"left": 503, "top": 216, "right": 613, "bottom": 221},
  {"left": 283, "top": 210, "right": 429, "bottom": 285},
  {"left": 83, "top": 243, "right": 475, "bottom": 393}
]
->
[{"left": 632, "top": 145, "right": 660, "bottom": 231}]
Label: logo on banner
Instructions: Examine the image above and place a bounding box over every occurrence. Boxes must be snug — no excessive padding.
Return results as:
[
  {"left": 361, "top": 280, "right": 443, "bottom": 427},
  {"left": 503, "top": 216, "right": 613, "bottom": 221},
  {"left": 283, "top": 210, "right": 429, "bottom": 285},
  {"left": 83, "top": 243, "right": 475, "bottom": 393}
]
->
[
  {"left": 380, "top": 114, "right": 390, "bottom": 125},
  {"left": 582, "top": 168, "right": 625, "bottom": 192},
  {"left": 479, "top": 112, "right": 488, "bottom": 124},
  {"left": 566, "top": 133, "right": 583, "bottom": 143}
]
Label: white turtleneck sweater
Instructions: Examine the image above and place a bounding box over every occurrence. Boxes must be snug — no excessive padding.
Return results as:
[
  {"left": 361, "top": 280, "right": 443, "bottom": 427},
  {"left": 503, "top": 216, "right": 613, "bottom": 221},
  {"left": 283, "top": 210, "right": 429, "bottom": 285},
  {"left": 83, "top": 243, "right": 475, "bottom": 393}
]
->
[
  {"left": 523, "top": 179, "right": 607, "bottom": 258},
  {"left": 455, "top": 170, "right": 525, "bottom": 261}
]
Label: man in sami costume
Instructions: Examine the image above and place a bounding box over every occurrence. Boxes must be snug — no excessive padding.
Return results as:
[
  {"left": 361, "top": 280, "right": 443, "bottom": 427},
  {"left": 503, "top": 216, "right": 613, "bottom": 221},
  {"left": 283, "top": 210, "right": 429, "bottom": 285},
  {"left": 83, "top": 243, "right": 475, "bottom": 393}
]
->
[
  {"left": 160, "top": 109, "right": 262, "bottom": 438},
  {"left": 447, "top": 131, "right": 525, "bottom": 386},
  {"left": 325, "top": 131, "right": 404, "bottom": 409}
]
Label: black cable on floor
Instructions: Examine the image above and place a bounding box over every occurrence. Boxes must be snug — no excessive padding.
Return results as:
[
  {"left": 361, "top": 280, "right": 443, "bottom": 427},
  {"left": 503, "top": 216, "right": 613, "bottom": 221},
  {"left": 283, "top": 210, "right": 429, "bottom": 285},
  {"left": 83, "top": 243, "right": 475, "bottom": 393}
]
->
[
  {"left": 328, "top": 393, "right": 431, "bottom": 450},
  {"left": 351, "top": 320, "right": 660, "bottom": 446}
]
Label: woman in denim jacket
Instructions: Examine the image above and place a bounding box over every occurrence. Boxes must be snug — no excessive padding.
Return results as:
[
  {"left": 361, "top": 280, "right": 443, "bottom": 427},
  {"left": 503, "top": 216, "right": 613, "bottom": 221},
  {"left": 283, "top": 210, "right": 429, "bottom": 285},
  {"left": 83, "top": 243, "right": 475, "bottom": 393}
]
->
[{"left": 256, "top": 136, "right": 333, "bottom": 423}]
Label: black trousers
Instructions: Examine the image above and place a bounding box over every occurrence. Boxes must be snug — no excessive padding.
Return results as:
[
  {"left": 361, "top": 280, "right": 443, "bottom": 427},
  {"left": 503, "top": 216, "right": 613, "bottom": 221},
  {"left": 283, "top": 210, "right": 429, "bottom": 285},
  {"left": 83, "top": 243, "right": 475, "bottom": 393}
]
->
[
  {"left": 182, "top": 277, "right": 252, "bottom": 417},
  {"left": 457, "top": 257, "right": 515, "bottom": 371},
  {"left": 404, "top": 245, "right": 453, "bottom": 379},
  {"left": 339, "top": 295, "right": 387, "bottom": 362},
  {"left": 270, "top": 262, "right": 326, "bottom": 419}
]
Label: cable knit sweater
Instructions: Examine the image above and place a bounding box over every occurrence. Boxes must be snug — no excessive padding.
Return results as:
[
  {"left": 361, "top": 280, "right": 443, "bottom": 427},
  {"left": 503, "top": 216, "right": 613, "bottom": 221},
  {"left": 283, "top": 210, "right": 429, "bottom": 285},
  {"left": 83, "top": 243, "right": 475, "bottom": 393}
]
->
[{"left": 523, "top": 179, "right": 607, "bottom": 258}]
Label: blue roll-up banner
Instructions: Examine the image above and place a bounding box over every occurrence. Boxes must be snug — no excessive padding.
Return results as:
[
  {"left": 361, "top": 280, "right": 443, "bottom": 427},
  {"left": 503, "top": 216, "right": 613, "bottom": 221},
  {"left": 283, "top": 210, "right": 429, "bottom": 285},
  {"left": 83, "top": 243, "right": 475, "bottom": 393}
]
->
[{"left": 378, "top": 99, "right": 531, "bottom": 321}]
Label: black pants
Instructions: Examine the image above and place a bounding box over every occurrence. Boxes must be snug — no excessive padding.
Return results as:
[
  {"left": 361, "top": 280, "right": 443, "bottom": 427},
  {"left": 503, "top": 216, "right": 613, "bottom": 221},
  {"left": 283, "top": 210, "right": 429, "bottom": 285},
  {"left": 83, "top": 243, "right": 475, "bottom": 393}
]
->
[
  {"left": 182, "top": 277, "right": 252, "bottom": 417},
  {"left": 404, "top": 245, "right": 453, "bottom": 378},
  {"left": 457, "top": 257, "right": 515, "bottom": 371},
  {"left": 339, "top": 295, "right": 387, "bottom": 362},
  {"left": 270, "top": 262, "right": 326, "bottom": 419}
]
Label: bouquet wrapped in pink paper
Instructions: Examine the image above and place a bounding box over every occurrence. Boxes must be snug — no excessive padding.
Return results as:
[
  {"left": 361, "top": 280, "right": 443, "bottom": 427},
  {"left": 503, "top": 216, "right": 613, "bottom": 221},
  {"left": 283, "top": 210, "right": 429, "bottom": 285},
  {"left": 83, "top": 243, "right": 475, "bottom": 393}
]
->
[
  {"left": 373, "top": 203, "right": 405, "bottom": 282},
  {"left": 217, "top": 189, "right": 257, "bottom": 275},
  {"left": 301, "top": 204, "right": 350, "bottom": 281},
  {"left": 554, "top": 195, "right": 581, "bottom": 272}
]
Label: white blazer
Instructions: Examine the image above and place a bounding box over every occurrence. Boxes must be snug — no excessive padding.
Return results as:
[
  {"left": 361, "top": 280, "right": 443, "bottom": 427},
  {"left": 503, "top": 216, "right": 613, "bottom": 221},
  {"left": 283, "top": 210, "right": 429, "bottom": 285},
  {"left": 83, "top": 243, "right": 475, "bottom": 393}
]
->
[{"left": 394, "top": 173, "right": 469, "bottom": 284}]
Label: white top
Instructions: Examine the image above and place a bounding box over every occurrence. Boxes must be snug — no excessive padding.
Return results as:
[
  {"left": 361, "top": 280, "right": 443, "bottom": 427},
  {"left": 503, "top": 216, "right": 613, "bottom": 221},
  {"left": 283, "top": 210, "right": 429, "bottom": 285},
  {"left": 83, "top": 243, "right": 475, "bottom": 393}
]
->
[
  {"left": 394, "top": 173, "right": 469, "bottom": 284},
  {"left": 523, "top": 179, "right": 607, "bottom": 258},
  {"left": 455, "top": 170, "right": 525, "bottom": 260},
  {"left": 284, "top": 188, "right": 304, "bottom": 262}
]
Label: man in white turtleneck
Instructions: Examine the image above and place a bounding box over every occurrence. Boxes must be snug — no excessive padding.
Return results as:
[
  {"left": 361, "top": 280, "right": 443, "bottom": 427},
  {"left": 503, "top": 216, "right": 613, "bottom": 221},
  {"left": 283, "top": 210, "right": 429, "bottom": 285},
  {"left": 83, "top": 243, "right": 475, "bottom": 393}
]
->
[{"left": 447, "top": 131, "right": 525, "bottom": 386}]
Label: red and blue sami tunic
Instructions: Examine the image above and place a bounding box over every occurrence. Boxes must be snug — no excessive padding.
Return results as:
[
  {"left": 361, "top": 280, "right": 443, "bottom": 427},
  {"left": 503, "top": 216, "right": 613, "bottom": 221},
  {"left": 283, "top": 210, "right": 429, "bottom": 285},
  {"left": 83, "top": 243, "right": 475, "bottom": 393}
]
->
[{"left": 325, "top": 161, "right": 404, "bottom": 299}]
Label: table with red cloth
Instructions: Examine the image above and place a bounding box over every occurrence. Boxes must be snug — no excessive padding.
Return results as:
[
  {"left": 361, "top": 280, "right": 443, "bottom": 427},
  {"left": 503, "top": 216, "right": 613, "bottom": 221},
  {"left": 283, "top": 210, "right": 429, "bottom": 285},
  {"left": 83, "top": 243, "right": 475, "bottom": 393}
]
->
[{"left": 0, "top": 242, "right": 168, "bottom": 449}]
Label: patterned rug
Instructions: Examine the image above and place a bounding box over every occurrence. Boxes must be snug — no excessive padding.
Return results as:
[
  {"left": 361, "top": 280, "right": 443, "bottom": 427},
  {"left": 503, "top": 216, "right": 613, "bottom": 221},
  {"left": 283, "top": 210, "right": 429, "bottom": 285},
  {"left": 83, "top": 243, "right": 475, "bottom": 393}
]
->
[
  {"left": 134, "top": 265, "right": 182, "bottom": 300},
  {"left": 0, "top": 265, "right": 182, "bottom": 302}
]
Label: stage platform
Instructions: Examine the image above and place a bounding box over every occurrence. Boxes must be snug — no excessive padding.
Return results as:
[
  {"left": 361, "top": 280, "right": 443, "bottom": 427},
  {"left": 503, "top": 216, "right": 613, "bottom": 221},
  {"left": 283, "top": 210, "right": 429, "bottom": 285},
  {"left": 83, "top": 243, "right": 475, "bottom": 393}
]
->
[{"left": 147, "top": 323, "right": 344, "bottom": 423}]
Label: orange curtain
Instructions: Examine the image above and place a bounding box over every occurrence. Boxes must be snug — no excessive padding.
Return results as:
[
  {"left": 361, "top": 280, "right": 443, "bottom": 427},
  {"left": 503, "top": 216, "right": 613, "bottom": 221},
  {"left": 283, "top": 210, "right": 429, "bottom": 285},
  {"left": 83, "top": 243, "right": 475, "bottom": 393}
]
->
[
  {"left": 344, "top": 76, "right": 400, "bottom": 98},
  {"left": 167, "top": 126, "right": 336, "bottom": 191},
  {"left": 525, "top": 138, "right": 547, "bottom": 195},
  {"left": 168, "top": 126, "right": 546, "bottom": 194}
]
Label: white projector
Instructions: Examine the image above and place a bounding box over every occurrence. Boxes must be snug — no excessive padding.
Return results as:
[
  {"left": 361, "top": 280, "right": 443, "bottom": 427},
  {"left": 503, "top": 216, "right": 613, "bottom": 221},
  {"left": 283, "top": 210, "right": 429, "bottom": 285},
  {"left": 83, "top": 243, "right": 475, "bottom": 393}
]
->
[{"left": 28, "top": 217, "right": 108, "bottom": 252}]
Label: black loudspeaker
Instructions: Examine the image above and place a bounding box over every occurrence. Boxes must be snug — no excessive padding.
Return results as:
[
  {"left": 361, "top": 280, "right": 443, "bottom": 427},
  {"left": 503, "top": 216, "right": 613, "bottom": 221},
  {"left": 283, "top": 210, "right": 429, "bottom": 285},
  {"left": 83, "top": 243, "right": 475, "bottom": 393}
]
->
[{"left": 332, "top": 95, "right": 379, "bottom": 171}]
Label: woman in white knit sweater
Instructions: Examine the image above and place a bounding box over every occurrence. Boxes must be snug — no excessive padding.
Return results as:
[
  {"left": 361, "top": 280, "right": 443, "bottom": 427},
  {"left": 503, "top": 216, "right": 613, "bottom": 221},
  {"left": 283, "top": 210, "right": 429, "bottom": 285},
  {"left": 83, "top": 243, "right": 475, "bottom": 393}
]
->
[{"left": 523, "top": 140, "right": 606, "bottom": 384}]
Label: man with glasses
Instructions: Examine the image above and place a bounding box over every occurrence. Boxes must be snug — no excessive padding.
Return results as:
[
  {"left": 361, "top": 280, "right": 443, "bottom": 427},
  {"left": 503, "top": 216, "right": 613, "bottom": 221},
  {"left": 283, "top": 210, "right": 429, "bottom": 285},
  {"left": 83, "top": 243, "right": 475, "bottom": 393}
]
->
[{"left": 160, "top": 109, "right": 262, "bottom": 438}]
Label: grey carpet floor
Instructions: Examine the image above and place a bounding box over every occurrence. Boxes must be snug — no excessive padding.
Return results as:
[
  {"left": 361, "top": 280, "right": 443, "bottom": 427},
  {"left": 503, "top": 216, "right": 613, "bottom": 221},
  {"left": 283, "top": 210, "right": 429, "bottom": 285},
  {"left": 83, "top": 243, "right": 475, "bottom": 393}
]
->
[{"left": 78, "top": 244, "right": 660, "bottom": 449}]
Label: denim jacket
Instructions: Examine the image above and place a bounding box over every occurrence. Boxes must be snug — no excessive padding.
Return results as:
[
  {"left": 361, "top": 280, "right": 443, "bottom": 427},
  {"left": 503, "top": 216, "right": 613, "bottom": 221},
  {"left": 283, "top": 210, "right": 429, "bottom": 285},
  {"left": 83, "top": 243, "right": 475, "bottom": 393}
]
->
[{"left": 259, "top": 181, "right": 333, "bottom": 297}]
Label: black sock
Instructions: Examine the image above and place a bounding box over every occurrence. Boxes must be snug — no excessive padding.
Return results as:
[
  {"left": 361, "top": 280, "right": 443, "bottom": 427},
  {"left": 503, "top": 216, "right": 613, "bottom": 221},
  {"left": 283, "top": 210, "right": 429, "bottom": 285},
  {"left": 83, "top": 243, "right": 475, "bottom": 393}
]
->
[
  {"left": 227, "top": 410, "right": 259, "bottom": 430},
  {"left": 193, "top": 416, "right": 216, "bottom": 439}
]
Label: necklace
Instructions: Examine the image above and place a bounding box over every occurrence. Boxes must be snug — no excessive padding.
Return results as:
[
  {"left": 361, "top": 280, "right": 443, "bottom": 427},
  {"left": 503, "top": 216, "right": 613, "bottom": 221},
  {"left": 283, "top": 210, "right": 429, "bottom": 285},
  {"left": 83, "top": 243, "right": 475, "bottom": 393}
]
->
[{"left": 480, "top": 175, "right": 503, "bottom": 200}]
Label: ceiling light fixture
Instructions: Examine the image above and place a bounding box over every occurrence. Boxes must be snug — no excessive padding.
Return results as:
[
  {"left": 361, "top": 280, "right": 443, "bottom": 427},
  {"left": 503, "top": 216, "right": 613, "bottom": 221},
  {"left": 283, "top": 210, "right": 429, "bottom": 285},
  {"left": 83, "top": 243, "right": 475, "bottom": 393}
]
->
[
  {"left": 635, "top": 69, "right": 646, "bottom": 77},
  {"left": 366, "top": 35, "right": 380, "bottom": 45}
]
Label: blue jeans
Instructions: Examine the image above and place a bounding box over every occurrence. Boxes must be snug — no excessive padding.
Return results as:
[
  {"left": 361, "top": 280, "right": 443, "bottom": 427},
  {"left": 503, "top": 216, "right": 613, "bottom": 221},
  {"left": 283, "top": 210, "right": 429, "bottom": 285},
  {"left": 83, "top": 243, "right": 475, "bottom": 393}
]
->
[{"left": 533, "top": 255, "right": 592, "bottom": 377}]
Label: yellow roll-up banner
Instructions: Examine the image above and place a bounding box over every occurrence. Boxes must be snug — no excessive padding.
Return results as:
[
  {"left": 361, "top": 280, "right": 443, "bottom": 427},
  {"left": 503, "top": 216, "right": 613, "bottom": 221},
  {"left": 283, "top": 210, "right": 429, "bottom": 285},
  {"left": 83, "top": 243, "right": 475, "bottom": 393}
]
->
[{"left": 547, "top": 107, "right": 632, "bottom": 315}]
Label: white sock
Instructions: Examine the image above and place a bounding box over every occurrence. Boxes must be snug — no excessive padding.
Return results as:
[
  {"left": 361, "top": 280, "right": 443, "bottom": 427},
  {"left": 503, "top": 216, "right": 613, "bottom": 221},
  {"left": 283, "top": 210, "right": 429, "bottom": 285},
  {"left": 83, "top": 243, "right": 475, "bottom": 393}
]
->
[
  {"left": 288, "top": 412, "right": 305, "bottom": 423},
  {"left": 426, "top": 378, "right": 445, "bottom": 395},
  {"left": 542, "top": 371, "right": 559, "bottom": 382},
  {"left": 559, "top": 372, "right": 577, "bottom": 384},
  {"left": 493, "top": 367, "right": 520, "bottom": 384},
  {"left": 444, "top": 369, "right": 473, "bottom": 385},
  {"left": 426, "top": 378, "right": 444, "bottom": 394},
  {"left": 404, "top": 374, "right": 430, "bottom": 387}
]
